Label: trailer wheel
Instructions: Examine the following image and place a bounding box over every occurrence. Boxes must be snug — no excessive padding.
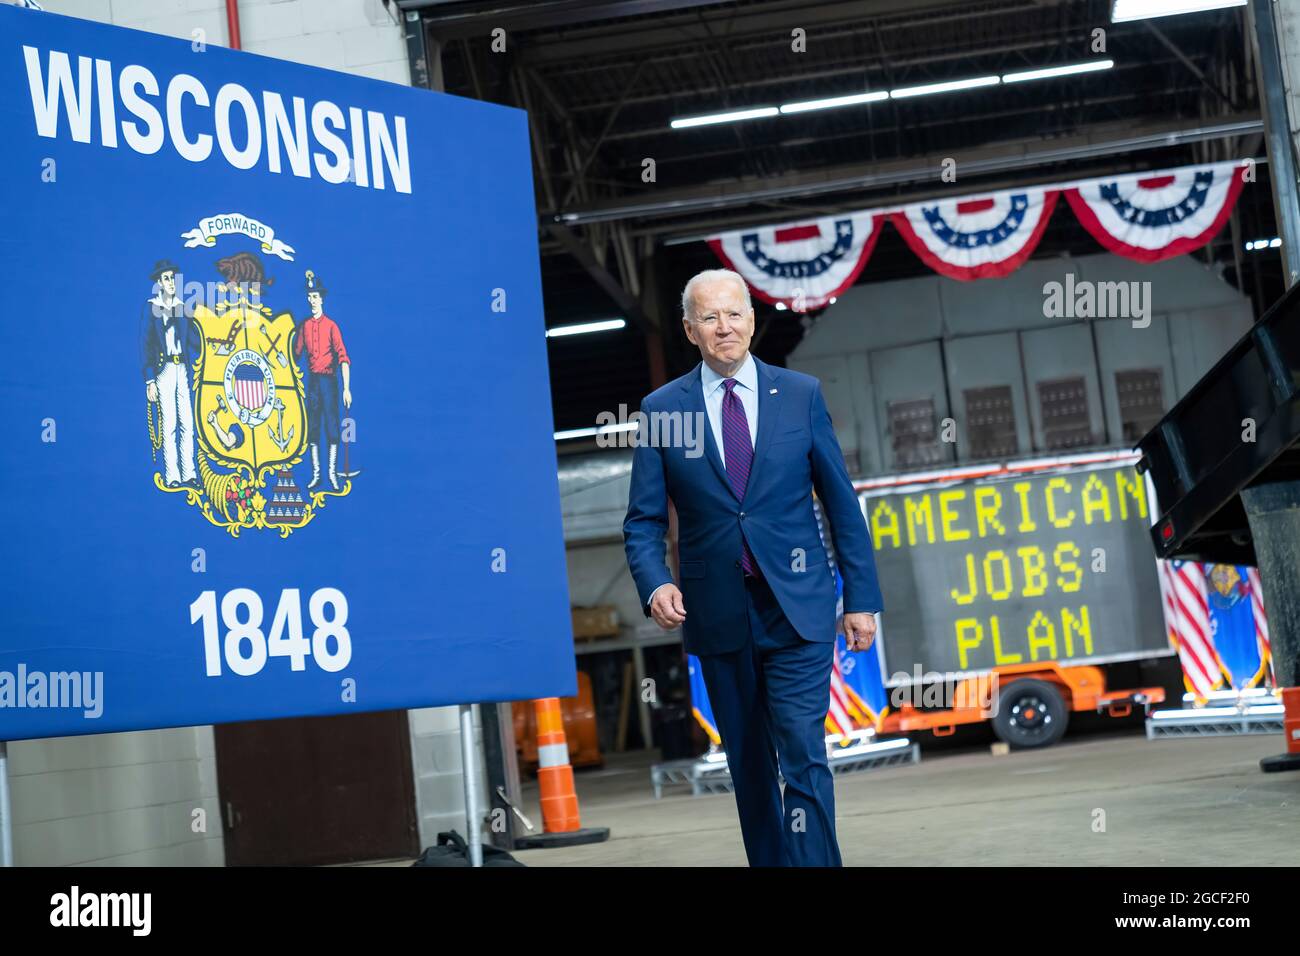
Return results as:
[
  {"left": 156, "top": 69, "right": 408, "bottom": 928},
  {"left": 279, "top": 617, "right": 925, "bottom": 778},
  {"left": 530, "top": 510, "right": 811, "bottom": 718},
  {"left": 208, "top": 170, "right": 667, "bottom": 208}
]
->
[{"left": 993, "top": 679, "right": 1068, "bottom": 749}]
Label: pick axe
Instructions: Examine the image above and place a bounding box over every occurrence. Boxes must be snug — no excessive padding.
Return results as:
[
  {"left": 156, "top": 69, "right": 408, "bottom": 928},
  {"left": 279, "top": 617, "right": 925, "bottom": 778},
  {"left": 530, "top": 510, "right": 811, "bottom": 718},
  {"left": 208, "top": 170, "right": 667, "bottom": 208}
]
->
[{"left": 260, "top": 324, "right": 289, "bottom": 368}]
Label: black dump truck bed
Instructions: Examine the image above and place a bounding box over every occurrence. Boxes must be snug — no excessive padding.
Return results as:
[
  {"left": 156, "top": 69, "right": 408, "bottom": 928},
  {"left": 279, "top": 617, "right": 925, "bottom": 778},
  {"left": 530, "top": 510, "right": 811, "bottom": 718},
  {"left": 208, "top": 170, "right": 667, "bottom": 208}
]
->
[{"left": 1136, "top": 279, "right": 1300, "bottom": 565}]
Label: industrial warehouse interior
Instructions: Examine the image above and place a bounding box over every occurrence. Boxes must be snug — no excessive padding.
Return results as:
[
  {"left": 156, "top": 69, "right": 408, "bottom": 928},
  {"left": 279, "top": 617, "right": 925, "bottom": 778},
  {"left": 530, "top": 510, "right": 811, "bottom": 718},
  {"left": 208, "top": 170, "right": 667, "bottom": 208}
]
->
[{"left": 0, "top": 0, "right": 1296, "bottom": 936}]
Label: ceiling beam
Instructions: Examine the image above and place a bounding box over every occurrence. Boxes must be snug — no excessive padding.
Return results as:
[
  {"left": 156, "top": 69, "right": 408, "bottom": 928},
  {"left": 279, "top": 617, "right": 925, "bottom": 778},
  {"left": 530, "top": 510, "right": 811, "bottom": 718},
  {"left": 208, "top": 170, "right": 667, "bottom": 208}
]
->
[
  {"left": 571, "top": 63, "right": 1209, "bottom": 148},
  {"left": 543, "top": 30, "right": 1112, "bottom": 114},
  {"left": 546, "top": 115, "right": 1263, "bottom": 226},
  {"left": 546, "top": 223, "right": 655, "bottom": 332},
  {"left": 503, "top": 0, "right": 1054, "bottom": 65},
  {"left": 652, "top": 153, "right": 1270, "bottom": 242},
  {"left": 395, "top": 0, "right": 737, "bottom": 40}
]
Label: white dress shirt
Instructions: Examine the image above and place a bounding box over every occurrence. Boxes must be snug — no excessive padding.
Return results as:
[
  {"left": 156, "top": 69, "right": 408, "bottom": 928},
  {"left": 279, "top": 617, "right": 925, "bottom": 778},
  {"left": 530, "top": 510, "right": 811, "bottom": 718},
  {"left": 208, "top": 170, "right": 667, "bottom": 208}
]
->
[
  {"left": 648, "top": 353, "right": 760, "bottom": 613},
  {"left": 700, "top": 351, "right": 759, "bottom": 459}
]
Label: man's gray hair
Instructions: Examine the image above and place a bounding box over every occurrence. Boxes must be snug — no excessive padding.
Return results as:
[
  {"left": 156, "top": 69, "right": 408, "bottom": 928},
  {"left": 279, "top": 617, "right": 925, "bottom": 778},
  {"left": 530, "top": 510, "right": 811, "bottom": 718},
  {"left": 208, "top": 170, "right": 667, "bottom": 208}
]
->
[{"left": 681, "top": 268, "right": 752, "bottom": 321}]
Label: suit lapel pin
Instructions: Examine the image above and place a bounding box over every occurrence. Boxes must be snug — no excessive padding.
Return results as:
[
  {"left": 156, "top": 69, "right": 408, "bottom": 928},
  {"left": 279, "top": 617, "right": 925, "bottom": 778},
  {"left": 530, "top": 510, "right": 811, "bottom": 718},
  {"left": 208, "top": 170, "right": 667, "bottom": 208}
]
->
[{"left": 769, "top": 388, "right": 778, "bottom": 394}]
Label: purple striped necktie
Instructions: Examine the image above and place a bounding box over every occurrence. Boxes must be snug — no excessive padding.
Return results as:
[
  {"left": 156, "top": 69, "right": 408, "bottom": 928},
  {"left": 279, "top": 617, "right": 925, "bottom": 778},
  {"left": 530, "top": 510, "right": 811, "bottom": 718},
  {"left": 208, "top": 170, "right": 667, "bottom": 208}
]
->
[{"left": 721, "top": 378, "right": 760, "bottom": 578}]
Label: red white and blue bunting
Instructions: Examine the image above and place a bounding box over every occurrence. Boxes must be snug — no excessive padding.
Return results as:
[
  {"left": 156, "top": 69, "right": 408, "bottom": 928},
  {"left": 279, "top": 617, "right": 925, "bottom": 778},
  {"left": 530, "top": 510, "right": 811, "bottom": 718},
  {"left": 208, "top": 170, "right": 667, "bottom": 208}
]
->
[
  {"left": 1063, "top": 163, "right": 1246, "bottom": 263},
  {"left": 707, "top": 213, "right": 883, "bottom": 310},
  {"left": 705, "top": 161, "right": 1249, "bottom": 307},
  {"left": 889, "top": 187, "right": 1058, "bottom": 281}
]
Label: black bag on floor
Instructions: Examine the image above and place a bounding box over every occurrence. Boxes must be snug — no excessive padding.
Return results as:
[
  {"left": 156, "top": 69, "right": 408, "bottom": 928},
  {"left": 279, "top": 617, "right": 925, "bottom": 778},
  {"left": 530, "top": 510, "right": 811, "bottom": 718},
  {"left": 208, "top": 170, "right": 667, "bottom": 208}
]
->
[{"left": 412, "top": 830, "right": 526, "bottom": 867}]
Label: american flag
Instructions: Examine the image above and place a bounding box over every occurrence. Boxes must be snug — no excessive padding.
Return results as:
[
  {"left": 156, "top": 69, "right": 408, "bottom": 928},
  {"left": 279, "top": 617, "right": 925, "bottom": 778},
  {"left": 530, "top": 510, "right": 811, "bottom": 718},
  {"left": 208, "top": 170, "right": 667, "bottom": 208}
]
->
[
  {"left": 826, "top": 656, "right": 857, "bottom": 740},
  {"left": 1159, "top": 559, "right": 1220, "bottom": 700},
  {"left": 232, "top": 362, "right": 266, "bottom": 410},
  {"left": 1245, "top": 566, "right": 1274, "bottom": 686},
  {"left": 814, "top": 497, "right": 885, "bottom": 742}
]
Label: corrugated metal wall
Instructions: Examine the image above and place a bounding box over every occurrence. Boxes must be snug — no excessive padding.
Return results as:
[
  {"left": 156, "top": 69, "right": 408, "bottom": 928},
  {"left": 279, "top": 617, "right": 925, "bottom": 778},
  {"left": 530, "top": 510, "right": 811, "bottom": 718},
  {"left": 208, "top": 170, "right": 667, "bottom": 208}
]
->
[{"left": 787, "top": 253, "right": 1253, "bottom": 475}]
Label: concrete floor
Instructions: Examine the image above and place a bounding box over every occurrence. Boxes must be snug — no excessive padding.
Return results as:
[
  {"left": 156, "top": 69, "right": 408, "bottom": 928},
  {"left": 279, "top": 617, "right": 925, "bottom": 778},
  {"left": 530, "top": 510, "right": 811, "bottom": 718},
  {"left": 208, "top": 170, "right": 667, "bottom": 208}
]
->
[{"left": 508, "top": 731, "right": 1300, "bottom": 866}]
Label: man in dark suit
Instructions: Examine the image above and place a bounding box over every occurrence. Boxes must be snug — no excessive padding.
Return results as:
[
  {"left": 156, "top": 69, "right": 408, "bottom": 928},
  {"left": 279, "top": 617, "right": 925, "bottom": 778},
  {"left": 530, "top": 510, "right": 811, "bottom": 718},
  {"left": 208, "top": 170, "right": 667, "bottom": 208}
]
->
[{"left": 624, "top": 269, "right": 883, "bottom": 867}]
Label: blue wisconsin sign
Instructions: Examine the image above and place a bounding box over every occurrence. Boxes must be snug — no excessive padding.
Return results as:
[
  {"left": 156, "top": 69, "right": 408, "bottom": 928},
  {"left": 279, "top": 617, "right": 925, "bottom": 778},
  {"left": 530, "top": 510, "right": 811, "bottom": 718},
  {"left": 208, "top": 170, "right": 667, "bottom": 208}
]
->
[{"left": 0, "top": 6, "right": 575, "bottom": 740}]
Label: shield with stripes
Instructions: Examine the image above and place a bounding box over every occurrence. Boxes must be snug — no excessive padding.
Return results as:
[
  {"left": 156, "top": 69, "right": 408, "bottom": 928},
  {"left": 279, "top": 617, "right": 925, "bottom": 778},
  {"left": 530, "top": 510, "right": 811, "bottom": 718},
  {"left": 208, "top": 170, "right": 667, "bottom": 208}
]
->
[
  {"left": 231, "top": 359, "right": 268, "bottom": 412},
  {"left": 194, "top": 301, "right": 306, "bottom": 476},
  {"left": 221, "top": 350, "right": 275, "bottom": 426}
]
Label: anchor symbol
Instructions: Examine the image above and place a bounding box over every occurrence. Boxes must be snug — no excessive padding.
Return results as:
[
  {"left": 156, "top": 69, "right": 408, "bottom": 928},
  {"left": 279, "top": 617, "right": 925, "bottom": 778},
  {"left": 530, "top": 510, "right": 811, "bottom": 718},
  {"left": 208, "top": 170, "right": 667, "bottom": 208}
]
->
[{"left": 267, "top": 396, "right": 294, "bottom": 453}]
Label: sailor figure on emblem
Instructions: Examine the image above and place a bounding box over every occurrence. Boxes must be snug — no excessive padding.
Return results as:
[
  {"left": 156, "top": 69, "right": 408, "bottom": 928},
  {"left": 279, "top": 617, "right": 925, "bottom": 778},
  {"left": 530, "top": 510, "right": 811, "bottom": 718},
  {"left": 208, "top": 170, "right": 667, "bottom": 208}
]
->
[
  {"left": 295, "top": 270, "right": 353, "bottom": 491},
  {"left": 141, "top": 259, "right": 201, "bottom": 488}
]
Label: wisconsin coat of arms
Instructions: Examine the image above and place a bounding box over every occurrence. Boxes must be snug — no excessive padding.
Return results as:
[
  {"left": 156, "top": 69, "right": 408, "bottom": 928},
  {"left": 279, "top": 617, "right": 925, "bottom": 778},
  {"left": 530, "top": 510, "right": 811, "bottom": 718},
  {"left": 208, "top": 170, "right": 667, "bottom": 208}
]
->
[{"left": 141, "top": 226, "right": 357, "bottom": 537}]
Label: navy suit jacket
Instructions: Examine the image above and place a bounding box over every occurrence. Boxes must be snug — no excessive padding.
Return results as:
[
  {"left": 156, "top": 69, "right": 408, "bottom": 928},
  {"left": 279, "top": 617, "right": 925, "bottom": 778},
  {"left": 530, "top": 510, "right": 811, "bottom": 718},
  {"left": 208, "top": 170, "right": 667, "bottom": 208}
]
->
[
  {"left": 623, "top": 355, "right": 883, "bottom": 656},
  {"left": 140, "top": 297, "right": 203, "bottom": 383}
]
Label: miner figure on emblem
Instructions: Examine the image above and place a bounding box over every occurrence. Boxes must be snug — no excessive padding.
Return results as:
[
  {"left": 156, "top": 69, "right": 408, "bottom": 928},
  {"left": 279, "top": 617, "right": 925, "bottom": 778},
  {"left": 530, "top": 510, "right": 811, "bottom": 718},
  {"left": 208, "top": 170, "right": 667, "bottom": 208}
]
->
[{"left": 295, "top": 270, "right": 352, "bottom": 492}]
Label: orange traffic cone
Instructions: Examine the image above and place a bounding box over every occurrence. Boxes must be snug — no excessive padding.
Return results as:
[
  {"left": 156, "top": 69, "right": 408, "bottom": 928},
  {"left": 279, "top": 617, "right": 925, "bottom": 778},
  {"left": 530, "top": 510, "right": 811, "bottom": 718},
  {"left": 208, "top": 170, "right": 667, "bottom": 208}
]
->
[{"left": 515, "top": 697, "right": 610, "bottom": 849}]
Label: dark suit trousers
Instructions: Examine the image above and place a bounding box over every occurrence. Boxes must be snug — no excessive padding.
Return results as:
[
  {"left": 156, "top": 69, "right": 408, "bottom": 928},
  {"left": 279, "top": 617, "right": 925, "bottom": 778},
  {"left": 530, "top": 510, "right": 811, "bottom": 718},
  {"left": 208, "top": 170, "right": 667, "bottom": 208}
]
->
[{"left": 697, "top": 575, "right": 842, "bottom": 867}]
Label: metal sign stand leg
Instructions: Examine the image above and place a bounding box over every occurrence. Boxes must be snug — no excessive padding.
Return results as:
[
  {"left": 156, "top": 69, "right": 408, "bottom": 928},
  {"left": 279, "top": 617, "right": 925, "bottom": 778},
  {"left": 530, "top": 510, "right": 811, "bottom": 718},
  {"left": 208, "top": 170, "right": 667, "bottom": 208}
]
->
[
  {"left": 0, "top": 741, "right": 13, "bottom": 867},
  {"left": 458, "top": 705, "right": 483, "bottom": 867}
]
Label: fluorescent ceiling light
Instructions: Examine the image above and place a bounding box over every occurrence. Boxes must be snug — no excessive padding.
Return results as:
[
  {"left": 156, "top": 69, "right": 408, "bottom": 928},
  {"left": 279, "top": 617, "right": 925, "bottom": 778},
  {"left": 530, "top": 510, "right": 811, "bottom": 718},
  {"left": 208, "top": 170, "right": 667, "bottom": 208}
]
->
[
  {"left": 554, "top": 426, "right": 598, "bottom": 441},
  {"left": 779, "top": 90, "right": 888, "bottom": 114},
  {"left": 546, "top": 318, "right": 626, "bottom": 338},
  {"left": 1003, "top": 59, "right": 1114, "bottom": 84},
  {"left": 1111, "top": 0, "right": 1245, "bottom": 22},
  {"left": 672, "top": 62, "right": 1108, "bottom": 129},
  {"left": 670, "top": 106, "right": 779, "bottom": 129},
  {"left": 889, "top": 75, "right": 1000, "bottom": 99},
  {"left": 553, "top": 421, "right": 639, "bottom": 442}
]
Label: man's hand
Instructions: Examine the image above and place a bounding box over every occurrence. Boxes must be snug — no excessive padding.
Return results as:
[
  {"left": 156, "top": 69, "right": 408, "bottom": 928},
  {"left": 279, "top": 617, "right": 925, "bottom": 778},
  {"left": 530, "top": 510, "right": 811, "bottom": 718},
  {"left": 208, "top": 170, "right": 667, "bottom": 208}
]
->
[
  {"left": 649, "top": 583, "right": 687, "bottom": 630},
  {"left": 843, "top": 612, "right": 877, "bottom": 652},
  {"left": 343, "top": 387, "right": 352, "bottom": 409},
  {"left": 146, "top": 380, "right": 158, "bottom": 404}
]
